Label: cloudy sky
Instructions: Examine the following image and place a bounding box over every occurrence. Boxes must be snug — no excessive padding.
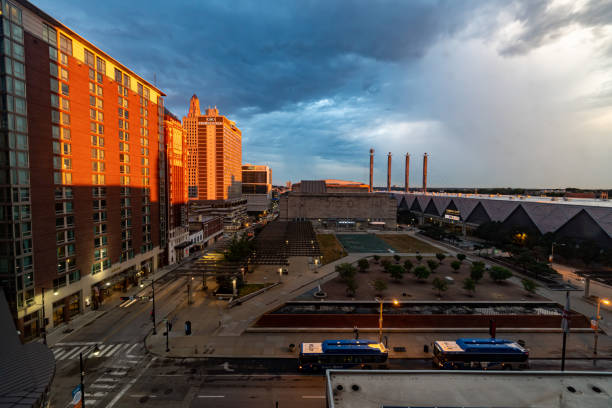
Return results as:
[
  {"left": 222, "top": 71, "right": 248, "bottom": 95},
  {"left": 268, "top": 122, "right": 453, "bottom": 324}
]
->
[{"left": 36, "top": 0, "right": 612, "bottom": 188}]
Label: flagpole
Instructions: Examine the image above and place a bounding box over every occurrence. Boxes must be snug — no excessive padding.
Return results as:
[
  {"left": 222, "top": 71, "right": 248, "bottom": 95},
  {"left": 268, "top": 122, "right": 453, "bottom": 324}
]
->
[{"left": 561, "top": 290, "right": 570, "bottom": 371}]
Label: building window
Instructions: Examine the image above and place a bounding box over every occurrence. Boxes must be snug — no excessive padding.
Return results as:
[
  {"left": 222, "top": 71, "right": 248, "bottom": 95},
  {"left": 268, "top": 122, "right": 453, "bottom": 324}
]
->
[
  {"left": 96, "top": 57, "right": 106, "bottom": 74},
  {"left": 42, "top": 24, "right": 57, "bottom": 46},
  {"left": 84, "top": 49, "right": 95, "bottom": 67},
  {"left": 59, "top": 34, "right": 72, "bottom": 55}
]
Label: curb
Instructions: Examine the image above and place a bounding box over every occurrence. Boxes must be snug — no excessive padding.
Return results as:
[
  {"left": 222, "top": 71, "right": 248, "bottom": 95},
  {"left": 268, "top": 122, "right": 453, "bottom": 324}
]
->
[{"left": 245, "top": 327, "right": 595, "bottom": 333}]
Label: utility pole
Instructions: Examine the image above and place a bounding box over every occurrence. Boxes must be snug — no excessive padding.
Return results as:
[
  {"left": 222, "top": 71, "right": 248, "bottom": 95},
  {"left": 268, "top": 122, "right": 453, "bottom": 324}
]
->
[
  {"left": 152, "top": 279, "right": 157, "bottom": 335},
  {"left": 41, "top": 288, "right": 47, "bottom": 345}
]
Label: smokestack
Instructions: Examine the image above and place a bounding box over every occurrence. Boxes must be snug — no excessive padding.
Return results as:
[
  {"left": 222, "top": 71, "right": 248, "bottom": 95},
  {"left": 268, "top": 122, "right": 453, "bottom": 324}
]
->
[
  {"left": 369, "top": 148, "right": 374, "bottom": 193},
  {"left": 387, "top": 152, "right": 392, "bottom": 192},
  {"left": 405, "top": 153, "right": 410, "bottom": 193},
  {"left": 423, "top": 153, "right": 428, "bottom": 193}
]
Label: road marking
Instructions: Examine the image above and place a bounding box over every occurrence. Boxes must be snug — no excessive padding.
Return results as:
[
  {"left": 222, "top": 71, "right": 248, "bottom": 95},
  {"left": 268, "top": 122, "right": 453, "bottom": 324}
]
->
[
  {"left": 106, "top": 357, "right": 156, "bottom": 408},
  {"left": 84, "top": 399, "right": 97, "bottom": 406},
  {"left": 302, "top": 396, "right": 325, "bottom": 399},
  {"left": 125, "top": 344, "right": 140, "bottom": 356},
  {"left": 90, "top": 383, "right": 114, "bottom": 389},
  {"left": 61, "top": 345, "right": 89, "bottom": 360},
  {"left": 84, "top": 392, "right": 106, "bottom": 398},
  {"left": 55, "top": 341, "right": 98, "bottom": 346},
  {"left": 155, "top": 374, "right": 182, "bottom": 377},
  {"left": 197, "top": 395, "right": 225, "bottom": 398},
  {"left": 53, "top": 349, "right": 68, "bottom": 360},
  {"left": 129, "top": 394, "right": 158, "bottom": 398},
  {"left": 108, "top": 370, "right": 128, "bottom": 376},
  {"left": 93, "top": 344, "right": 112, "bottom": 358},
  {"left": 94, "top": 377, "right": 119, "bottom": 383},
  {"left": 105, "top": 343, "right": 125, "bottom": 357}
]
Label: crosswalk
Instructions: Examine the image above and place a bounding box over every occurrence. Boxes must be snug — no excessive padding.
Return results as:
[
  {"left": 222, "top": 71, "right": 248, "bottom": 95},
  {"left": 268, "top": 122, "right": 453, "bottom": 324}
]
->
[{"left": 52, "top": 342, "right": 141, "bottom": 361}]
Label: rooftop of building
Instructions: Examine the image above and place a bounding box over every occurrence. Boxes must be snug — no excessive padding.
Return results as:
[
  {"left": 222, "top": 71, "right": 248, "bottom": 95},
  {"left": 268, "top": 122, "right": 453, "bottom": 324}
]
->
[
  {"left": 396, "top": 191, "right": 612, "bottom": 208},
  {"left": 326, "top": 370, "right": 612, "bottom": 408}
]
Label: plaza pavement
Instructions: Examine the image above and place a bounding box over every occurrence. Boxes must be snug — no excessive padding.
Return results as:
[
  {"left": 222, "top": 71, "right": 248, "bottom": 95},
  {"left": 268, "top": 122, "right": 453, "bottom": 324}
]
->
[{"left": 146, "top": 233, "right": 612, "bottom": 360}]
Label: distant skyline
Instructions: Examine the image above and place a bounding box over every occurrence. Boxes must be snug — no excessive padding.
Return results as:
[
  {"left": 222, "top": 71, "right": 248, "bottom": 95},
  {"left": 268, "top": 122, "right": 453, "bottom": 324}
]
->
[{"left": 36, "top": 0, "right": 612, "bottom": 188}]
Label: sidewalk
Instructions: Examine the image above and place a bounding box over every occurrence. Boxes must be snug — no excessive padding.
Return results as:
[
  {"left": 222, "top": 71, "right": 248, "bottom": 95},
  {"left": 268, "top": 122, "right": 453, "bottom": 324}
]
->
[{"left": 43, "top": 253, "right": 201, "bottom": 347}]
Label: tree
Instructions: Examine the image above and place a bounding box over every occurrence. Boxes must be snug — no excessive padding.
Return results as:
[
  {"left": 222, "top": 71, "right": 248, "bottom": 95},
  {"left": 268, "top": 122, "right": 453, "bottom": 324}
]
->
[
  {"left": 457, "top": 253, "right": 467, "bottom": 262},
  {"left": 432, "top": 277, "right": 448, "bottom": 297},
  {"left": 435, "top": 253, "right": 446, "bottom": 264},
  {"left": 373, "top": 279, "right": 387, "bottom": 295},
  {"left": 416, "top": 255, "right": 423, "bottom": 264},
  {"left": 224, "top": 233, "right": 254, "bottom": 262},
  {"left": 489, "top": 266, "right": 512, "bottom": 283},
  {"left": 522, "top": 278, "right": 538, "bottom": 295},
  {"left": 470, "top": 266, "right": 484, "bottom": 283},
  {"left": 373, "top": 255, "right": 380, "bottom": 263},
  {"left": 381, "top": 259, "right": 392, "bottom": 272},
  {"left": 450, "top": 260, "right": 461, "bottom": 273},
  {"left": 358, "top": 258, "right": 369, "bottom": 273},
  {"left": 413, "top": 266, "right": 430, "bottom": 282},
  {"left": 427, "top": 259, "right": 439, "bottom": 272},
  {"left": 403, "top": 259, "right": 414, "bottom": 273},
  {"left": 345, "top": 278, "right": 358, "bottom": 297},
  {"left": 389, "top": 265, "right": 405, "bottom": 282},
  {"left": 393, "top": 254, "right": 401, "bottom": 263},
  {"left": 336, "top": 263, "right": 357, "bottom": 282},
  {"left": 463, "top": 278, "right": 476, "bottom": 296}
]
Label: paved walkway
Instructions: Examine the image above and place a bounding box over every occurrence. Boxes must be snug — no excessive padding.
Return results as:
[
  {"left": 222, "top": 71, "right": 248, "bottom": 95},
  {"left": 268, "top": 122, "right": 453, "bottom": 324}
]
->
[{"left": 146, "top": 234, "right": 612, "bottom": 359}]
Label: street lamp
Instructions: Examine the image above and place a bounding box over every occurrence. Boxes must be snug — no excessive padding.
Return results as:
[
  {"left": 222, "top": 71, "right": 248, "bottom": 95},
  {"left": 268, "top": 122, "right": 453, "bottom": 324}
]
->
[
  {"left": 375, "top": 297, "right": 399, "bottom": 344},
  {"left": 278, "top": 267, "right": 282, "bottom": 283},
  {"left": 593, "top": 298, "right": 610, "bottom": 355},
  {"left": 79, "top": 344, "right": 100, "bottom": 408},
  {"left": 40, "top": 288, "right": 48, "bottom": 345},
  {"left": 549, "top": 242, "right": 566, "bottom": 264}
]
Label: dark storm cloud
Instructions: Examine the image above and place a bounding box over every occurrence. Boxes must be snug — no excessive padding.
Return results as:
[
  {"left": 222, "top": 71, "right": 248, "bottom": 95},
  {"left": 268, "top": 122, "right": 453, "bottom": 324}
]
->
[{"left": 35, "top": 0, "right": 479, "bottom": 116}]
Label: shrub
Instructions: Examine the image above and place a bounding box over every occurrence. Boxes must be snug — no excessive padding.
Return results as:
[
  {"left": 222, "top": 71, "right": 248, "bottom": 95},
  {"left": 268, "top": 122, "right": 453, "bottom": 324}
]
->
[
  {"left": 393, "top": 254, "right": 401, "bottom": 263},
  {"left": 435, "top": 253, "right": 446, "bottom": 264},
  {"left": 450, "top": 260, "right": 461, "bottom": 272},
  {"left": 389, "top": 265, "right": 405, "bottom": 282},
  {"left": 432, "top": 277, "right": 448, "bottom": 297},
  {"left": 345, "top": 278, "right": 358, "bottom": 297},
  {"left": 413, "top": 266, "right": 430, "bottom": 281},
  {"left": 427, "top": 259, "right": 439, "bottom": 272},
  {"left": 489, "top": 266, "right": 512, "bottom": 283},
  {"left": 403, "top": 259, "right": 414, "bottom": 273},
  {"left": 373, "top": 255, "right": 380, "bottom": 263},
  {"left": 522, "top": 278, "right": 538, "bottom": 295},
  {"left": 358, "top": 258, "right": 369, "bottom": 273},
  {"left": 336, "top": 263, "right": 357, "bottom": 282},
  {"left": 381, "top": 259, "right": 392, "bottom": 272},
  {"left": 457, "top": 253, "right": 467, "bottom": 262},
  {"left": 373, "top": 279, "right": 387, "bottom": 294},
  {"left": 463, "top": 278, "right": 476, "bottom": 296},
  {"left": 416, "top": 255, "right": 423, "bottom": 263}
]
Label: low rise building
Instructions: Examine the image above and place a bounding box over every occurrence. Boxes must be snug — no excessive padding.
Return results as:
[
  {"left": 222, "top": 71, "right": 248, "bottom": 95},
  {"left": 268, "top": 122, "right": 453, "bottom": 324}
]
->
[
  {"left": 188, "top": 215, "right": 224, "bottom": 252},
  {"left": 280, "top": 183, "right": 397, "bottom": 230},
  {"left": 189, "top": 198, "right": 247, "bottom": 233},
  {"left": 242, "top": 164, "right": 272, "bottom": 214}
]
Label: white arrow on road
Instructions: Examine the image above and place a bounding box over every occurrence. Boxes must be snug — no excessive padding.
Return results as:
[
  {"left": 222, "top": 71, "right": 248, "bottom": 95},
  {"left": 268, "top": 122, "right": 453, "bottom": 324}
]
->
[{"left": 221, "top": 362, "right": 234, "bottom": 372}]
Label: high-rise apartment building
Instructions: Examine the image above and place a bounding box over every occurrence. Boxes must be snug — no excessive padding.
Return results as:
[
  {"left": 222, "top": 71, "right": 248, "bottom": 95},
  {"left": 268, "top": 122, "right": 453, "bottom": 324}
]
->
[
  {"left": 164, "top": 110, "right": 189, "bottom": 264},
  {"left": 242, "top": 164, "right": 272, "bottom": 213},
  {"left": 0, "top": 0, "right": 166, "bottom": 340},
  {"left": 183, "top": 95, "right": 242, "bottom": 201}
]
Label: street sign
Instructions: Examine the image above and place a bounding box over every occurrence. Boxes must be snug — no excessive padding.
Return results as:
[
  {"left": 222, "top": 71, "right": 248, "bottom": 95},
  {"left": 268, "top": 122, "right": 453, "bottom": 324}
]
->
[
  {"left": 71, "top": 384, "right": 82, "bottom": 407},
  {"left": 591, "top": 319, "right": 598, "bottom": 330}
]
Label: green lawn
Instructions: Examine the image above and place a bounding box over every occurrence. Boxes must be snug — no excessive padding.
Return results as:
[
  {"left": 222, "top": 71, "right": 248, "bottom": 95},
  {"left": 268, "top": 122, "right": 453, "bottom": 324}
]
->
[
  {"left": 377, "top": 234, "right": 439, "bottom": 253},
  {"left": 317, "top": 234, "right": 347, "bottom": 264}
]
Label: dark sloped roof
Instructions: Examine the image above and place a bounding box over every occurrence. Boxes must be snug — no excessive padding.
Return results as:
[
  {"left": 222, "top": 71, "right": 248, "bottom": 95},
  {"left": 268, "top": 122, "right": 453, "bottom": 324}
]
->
[
  {"left": 0, "top": 291, "right": 55, "bottom": 407},
  {"left": 299, "top": 180, "right": 327, "bottom": 193}
]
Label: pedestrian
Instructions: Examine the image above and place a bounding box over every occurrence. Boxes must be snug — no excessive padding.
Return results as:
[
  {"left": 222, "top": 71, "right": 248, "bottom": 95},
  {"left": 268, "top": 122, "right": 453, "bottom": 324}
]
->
[{"left": 354, "top": 326, "right": 359, "bottom": 340}]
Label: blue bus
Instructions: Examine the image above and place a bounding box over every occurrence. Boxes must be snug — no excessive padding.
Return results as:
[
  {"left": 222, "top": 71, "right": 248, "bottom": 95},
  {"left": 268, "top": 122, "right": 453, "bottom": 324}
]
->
[
  {"left": 433, "top": 338, "right": 529, "bottom": 370},
  {"left": 298, "top": 339, "right": 388, "bottom": 371}
]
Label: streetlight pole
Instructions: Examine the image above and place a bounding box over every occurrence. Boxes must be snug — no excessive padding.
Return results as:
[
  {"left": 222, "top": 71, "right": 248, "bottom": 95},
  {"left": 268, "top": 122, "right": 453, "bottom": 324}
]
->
[
  {"left": 79, "top": 345, "right": 100, "bottom": 408},
  {"left": 41, "top": 288, "right": 47, "bottom": 345},
  {"left": 375, "top": 298, "right": 399, "bottom": 344},
  {"left": 594, "top": 298, "right": 610, "bottom": 355},
  {"left": 151, "top": 279, "right": 156, "bottom": 335}
]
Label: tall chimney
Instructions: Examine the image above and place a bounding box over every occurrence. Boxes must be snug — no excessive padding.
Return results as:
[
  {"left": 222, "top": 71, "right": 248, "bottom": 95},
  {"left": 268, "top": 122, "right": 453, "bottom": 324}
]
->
[
  {"left": 369, "top": 148, "right": 374, "bottom": 193},
  {"left": 423, "top": 153, "right": 428, "bottom": 193},
  {"left": 405, "top": 153, "right": 410, "bottom": 193},
  {"left": 387, "top": 152, "right": 392, "bottom": 192}
]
